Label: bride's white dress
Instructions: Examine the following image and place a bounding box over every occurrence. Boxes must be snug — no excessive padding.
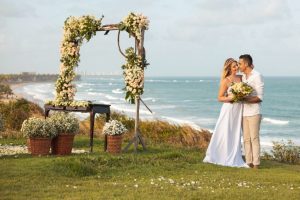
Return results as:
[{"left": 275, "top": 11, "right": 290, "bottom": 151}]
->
[{"left": 203, "top": 85, "right": 248, "bottom": 168}]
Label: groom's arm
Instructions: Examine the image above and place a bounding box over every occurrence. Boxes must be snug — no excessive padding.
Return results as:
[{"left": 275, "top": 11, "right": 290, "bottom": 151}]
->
[{"left": 244, "top": 74, "right": 264, "bottom": 104}]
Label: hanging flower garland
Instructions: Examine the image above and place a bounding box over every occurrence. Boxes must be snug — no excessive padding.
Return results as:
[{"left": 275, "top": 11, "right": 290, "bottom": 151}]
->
[
  {"left": 122, "top": 48, "right": 145, "bottom": 103},
  {"left": 46, "top": 13, "right": 149, "bottom": 107},
  {"left": 47, "top": 15, "right": 102, "bottom": 107},
  {"left": 119, "top": 13, "right": 149, "bottom": 103},
  {"left": 119, "top": 12, "right": 149, "bottom": 40}
]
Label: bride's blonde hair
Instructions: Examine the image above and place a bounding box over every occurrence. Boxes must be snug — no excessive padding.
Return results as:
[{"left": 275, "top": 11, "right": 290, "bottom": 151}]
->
[{"left": 221, "top": 58, "right": 237, "bottom": 80}]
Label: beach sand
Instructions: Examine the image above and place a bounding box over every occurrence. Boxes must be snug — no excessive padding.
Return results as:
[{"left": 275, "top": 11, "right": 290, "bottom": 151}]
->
[{"left": 0, "top": 83, "right": 28, "bottom": 102}]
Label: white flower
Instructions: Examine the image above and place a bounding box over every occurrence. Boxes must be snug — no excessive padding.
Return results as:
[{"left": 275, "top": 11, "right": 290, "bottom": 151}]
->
[{"left": 102, "top": 120, "right": 127, "bottom": 136}]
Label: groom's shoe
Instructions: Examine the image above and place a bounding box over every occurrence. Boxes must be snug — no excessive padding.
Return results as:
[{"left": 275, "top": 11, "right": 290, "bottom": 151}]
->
[{"left": 247, "top": 163, "right": 254, "bottom": 168}]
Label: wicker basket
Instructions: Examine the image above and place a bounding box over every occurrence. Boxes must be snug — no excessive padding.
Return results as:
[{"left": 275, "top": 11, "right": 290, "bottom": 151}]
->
[
  {"left": 51, "top": 134, "right": 75, "bottom": 155},
  {"left": 107, "top": 135, "right": 123, "bottom": 154},
  {"left": 27, "top": 138, "right": 31, "bottom": 153},
  {"left": 29, "top": 138, "right": 51, "bottom": 155}
]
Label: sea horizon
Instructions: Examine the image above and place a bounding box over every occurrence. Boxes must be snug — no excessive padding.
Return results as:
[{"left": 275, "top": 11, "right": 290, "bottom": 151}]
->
[{"left": 12, "top": 75, "right": 300, "bottom": 150}]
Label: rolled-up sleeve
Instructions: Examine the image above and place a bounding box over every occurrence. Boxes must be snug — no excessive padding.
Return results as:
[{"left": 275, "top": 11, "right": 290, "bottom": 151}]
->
[{"left": 254, "top": 74, "right": 264, "bottom": 101}]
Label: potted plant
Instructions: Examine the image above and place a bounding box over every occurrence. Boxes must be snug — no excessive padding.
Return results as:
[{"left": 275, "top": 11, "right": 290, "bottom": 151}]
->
[
  {"left": 21, "top": 117, "right": 57, "bottom": 155},
  {"left": 50, "top": 112, "right": 79, "bottom": 155},
  {"left": 102, "top": 120, "right": 127, "bottom": 154}
]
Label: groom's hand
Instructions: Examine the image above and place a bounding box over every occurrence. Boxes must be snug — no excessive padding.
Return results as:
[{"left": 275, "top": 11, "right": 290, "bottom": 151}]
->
[{"left": 243, "top": 96, "right": 262, "bottom": 103}]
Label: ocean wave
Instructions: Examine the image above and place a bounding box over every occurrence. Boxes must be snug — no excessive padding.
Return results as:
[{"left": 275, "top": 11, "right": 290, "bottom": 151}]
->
[
  {"left": 112, "top": 89, "right": 124, "bottom": 94},
  {"left": 183, "top": 100, "right": 193, "bottom": 102},
  {"left": 142, "top": 97, "right": 156, "bottom": 102},
  {"left": 87, "top": 92, "right": 105, "bottom": 96},
  {"left": 263, "top": 118, "right": 289, "bottom": 125},
  {"left": 105, "top": 95, "right": 118, "bottom": 100},
  {"left": 146, "top": 80, "right": 170, "bottom": 83},
  {"left": 160, "top": 116, "right": 203, "bottom": 131},
  {"left": 110, "top": 105, "right": 152, "bottom": 116},
  {"left": 145, "top": 79, "right": 216, "bottom": 83},
  {"left": 78, "top": 83, "right": 95, "bottom": 86},
  {"left": 24, "top": 86, "right": 50, "bottom": 94},
  {"left": 151, "top": 105, "right": 176, "bottom": 109}
]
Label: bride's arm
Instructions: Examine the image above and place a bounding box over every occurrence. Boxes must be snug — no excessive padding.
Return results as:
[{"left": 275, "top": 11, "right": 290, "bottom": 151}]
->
[{"left": 218, "top": 79, "right": 233, "bottom": 103}]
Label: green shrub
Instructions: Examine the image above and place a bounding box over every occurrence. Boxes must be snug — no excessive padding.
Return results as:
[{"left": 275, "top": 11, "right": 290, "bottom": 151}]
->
[
  {"left": 0, "top": 84, "right": 13, "bottom": 98},
  {"left": 263, "top": 140, "right": 300, "bottom": 164},
  {"left": 94, "top": 111, "right": 211, "bottom": 149},
  {"left": 0, "top": 114, "right": 4, "bottom": 132},
  {"left": 0, "top": 98, "right": 44, "bottom": 131}
]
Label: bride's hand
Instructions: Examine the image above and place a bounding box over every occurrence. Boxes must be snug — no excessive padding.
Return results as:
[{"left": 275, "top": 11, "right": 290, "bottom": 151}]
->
[
  {"left": 227, "top": 94, "right": 234, "bottom": 103},
  {"left": 227, "top": 94, "right": 234, "bottom": 100}
]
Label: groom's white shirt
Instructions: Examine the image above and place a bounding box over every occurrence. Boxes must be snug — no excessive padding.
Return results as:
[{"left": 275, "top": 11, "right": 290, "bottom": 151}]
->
[{"left": 242, "top": 69, "right": 264, "bottom": 117}]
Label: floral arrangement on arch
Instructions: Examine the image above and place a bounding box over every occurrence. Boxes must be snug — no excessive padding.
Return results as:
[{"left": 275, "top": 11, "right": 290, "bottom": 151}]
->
[
  {"left": 120, "top": 13, "right": 149, "bottom": 103},
  {"left": 46, "top": 12, "right": 149, "bottom": 107},
  {"left": 119, "top": 12, "right": 149, "bottom": 40},
  {"left": 47, "top": 15, "right": 103, "bottom": 107}
]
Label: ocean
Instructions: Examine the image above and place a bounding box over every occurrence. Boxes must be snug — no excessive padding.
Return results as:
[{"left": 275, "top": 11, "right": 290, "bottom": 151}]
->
[{"left": 14, "top": 76, "right": 300, "bottom": 149}]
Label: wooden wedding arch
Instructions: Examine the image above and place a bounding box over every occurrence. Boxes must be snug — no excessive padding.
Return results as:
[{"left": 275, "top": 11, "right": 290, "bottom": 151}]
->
[{"left": 45, "top": 13, "right": 151, "bottom": 153}]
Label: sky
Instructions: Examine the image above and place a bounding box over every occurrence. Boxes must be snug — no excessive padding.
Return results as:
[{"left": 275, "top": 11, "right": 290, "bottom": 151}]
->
[{"left": 0, "top": 0, "right": 299, "bottom": 77}]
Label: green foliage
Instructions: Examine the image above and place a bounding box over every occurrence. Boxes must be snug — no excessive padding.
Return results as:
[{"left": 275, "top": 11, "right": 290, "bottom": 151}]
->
[
  {"left": 122, "top": 47, "right": 145, "bottom": 104},
  {"left": 0, "top": 73, "right": 66, "bottom": 83},
  {"left": 0, "top": 99, "right": 44, "bottom": 131},
  {"left": 263, "top": 140, "right": 300, "bottom": 164},
  {"left": 0, "top": 114, "right": 4, "bottom": 132},
  {"left": 21, "top": 117, "right": 58, "bottom": 138},
  {"left": 118, "top": 12, "right": 149, "bottom": 40},
  {"left": 1, "top": 136, "right": 300, "bottom": 199},
  {"left": 94, "top": 111, "right": 211, "bottom": 149},
  {"left": 51, "top": 157, "right": 97, "bottom": 177},
  {"left": 55, "top": 15, "right": 103, "bottom": 105},
  {"left": 49, "top": 112, "right": 80, "bottom": 134},
  {"left": 0, "top": 84, "right": 13, "bottom": 98}
]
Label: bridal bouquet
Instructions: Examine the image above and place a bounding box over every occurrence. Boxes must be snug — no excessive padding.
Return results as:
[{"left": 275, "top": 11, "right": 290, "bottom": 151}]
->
[{"left": 230, "top": 82, "right": 253, "bottom": 102}]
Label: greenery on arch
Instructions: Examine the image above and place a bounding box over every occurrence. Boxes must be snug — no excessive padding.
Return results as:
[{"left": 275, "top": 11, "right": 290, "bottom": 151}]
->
[{"left": 46, "top": 12, "right": 149, "bottom": 107}]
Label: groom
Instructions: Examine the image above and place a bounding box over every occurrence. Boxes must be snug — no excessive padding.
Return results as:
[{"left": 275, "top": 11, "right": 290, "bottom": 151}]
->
[{"left": 238, "top": 54, "right": 264, "bottom": 169}]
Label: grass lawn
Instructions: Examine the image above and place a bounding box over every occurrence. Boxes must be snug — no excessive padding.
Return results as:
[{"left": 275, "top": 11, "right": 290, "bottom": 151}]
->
[{"left": 1, "top": 136, "right": 300, "bottom": 200}]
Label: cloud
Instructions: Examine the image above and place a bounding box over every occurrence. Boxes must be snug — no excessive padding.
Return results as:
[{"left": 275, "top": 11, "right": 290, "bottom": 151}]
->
[
  {"left": 160, "top": 0, "right": 292, "bottom": 43},
  {"left": 188, "top": 0, "right": 291, "bottom": 27},
  {"left": 0, "top": 0, "right": 37, "bottom": 18}
]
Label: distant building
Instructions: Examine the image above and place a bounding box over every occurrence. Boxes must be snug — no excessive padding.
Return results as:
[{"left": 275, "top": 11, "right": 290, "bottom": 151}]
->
[{"left": 21, "top": 72, "right": 36, "bottom": 75}]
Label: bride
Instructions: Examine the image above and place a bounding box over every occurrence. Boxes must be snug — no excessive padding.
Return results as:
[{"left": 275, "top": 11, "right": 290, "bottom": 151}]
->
[{"left": 203, "top": 58, "right": 248, "bottom": 168}]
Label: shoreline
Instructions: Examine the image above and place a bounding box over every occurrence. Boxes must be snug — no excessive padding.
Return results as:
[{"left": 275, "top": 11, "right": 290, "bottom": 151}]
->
[
  {"left": 6, "top": 81, "right": 300, "bottom": 151},
  {"left": 8, "top": 81, "right": 210, "bottom": 131}
]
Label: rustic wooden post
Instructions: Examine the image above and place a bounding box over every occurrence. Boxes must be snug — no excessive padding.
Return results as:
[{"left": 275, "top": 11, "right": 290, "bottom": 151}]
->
[
  {"left": 123, "top": 28, "right": 147, "bottom": 152},
  {"left": 97, "top": 24, "right": 147, "bottom": 152}
]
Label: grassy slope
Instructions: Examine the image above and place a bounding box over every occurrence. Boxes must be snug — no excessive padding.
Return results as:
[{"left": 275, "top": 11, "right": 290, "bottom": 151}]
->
[{"left": 1, "top": 136, "right": 300, "bottom": 200}]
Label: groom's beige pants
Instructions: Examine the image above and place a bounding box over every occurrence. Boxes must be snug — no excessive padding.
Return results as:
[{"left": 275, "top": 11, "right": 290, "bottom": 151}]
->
[{"left": 243, "top": 114, "right": 262, "bottom": 166}]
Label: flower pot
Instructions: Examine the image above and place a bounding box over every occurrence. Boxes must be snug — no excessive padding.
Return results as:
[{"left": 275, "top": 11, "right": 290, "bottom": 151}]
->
[
  {"left": 27, "top": 138, "right": 31, "bottom": 153},
  {"left": 29, "top": 138, "right": 51, "bottom": 155},
  {"left": 51, "top": 134, "right": 75, "bottom": 155},
  {"left": 107, "top": 135, "right": 122, "bottom": 154}
]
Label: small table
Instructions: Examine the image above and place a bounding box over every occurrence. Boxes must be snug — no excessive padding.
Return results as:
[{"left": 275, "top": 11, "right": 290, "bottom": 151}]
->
[{"left": 44, "top": 103, "right": 111, "bottom": 152}]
